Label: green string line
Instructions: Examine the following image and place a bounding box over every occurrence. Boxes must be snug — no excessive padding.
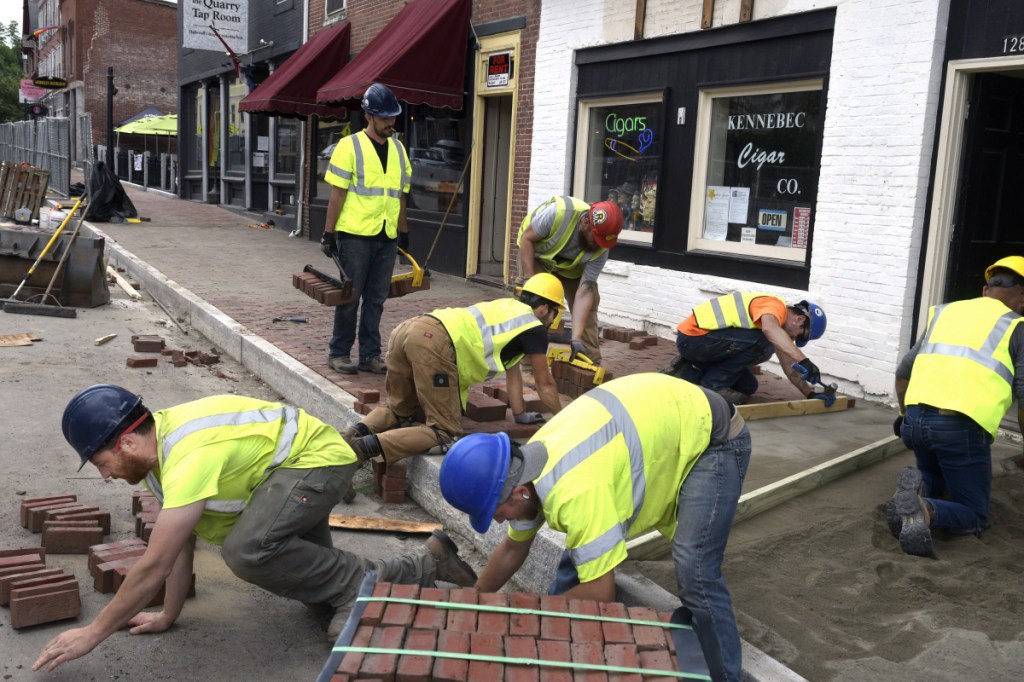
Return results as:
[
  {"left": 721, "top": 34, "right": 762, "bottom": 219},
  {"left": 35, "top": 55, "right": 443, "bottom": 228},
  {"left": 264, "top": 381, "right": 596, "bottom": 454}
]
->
[
  {"left": 331, "top": 645, "right": 712, "bottom": 680},
  {"left": 355, "top": 596, "right": 692, "bottom": 631}
]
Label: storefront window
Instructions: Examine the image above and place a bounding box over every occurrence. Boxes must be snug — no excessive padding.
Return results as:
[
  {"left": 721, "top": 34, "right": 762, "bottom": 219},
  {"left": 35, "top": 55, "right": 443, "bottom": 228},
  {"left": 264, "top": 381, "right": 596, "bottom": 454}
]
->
[
  {"left": 208, "top": 82, "right": 221, "bottom": 171},
  {"left": 573, "top": 94, "right": 663, "bottom": 246},
  {"left": 189, "top": 87, "right": 203, "bottom": 170},
  {"left": 688, "top": 80, "right": 824, "bottom": 262},
  {"left": 226, "top": 75, "right": 247, "bottom": 172},
  {"left": 315, "top": 119, "right": 352, "bottom": 199},
  {"left": 275, "top": 118, "right": 299, "bottom": 175},
  {"left": 405, "top": 104, "right": 466, "bottom": 215},
  {"left": 251, "top": 114, "right": 269, "bottom": 177}
]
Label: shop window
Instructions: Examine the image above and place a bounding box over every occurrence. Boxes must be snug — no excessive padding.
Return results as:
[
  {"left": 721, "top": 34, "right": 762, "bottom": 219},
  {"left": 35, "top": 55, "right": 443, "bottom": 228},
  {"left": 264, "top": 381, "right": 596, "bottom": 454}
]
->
[
  {"left": 314, "top": 119, "right": 353, "bottom": 200},
  {"left": 573, "top": 93, "right": 664, "bottom": 246},
  {"left": 226, "top": 75, "right": 247, "bottom": 172},
  {"left": 251, "top": 114, "right": 269, "bottom": 177},
  {"left": 188, "top": 87, "right": 203, "bottom": 171},
  {"left": 688, "top": 80, "right": 824, "bottom": 262},
  {"left": 275, "top": 118, "right": 299, "bottom": 176},
  {"left": 405, "top": 104, "right": 467, "bottom": 215}
]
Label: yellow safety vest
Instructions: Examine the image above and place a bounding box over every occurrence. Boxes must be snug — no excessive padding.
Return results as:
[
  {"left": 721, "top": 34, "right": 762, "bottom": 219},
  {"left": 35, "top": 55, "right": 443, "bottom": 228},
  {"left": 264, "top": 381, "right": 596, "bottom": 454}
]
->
[
  {"left": 517, "top": 196, "right": 605, "bottom": 279},
  {"left": 324, "top": 130, "right": 411, "bottom": 238},
  {"left": 430, "top": 299, "right": 543, "bottom": 408},
  {"left": 509, "top": 374, "right": 713, "bottom": 583},
  {"left": 693, "top": 292, "right": 777, "bottom": 331},
  {"left": 144, "top": 395, "right": 355, "bottom": 544},
  {"left": 904, "top": 296, "right": 1022, "bottom": 437}
]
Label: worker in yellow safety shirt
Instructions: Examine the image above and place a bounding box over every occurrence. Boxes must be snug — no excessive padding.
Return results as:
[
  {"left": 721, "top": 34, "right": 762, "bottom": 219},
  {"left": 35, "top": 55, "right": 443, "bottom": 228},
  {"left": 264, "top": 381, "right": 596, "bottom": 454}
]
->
[
  {"left": 517, "top": 196, "right": 623, "bottom": 365},
  {"left": 438, "top": 373, "right": 751, "bottom": 682},
  {"left": 341, "top": 273, "right": 564, "bottom": 471},
  {"left": 889, "top": 256, "right": 1024, "bottom": 557},
  {"left": 35, "top": 386, "right": 478, "bottom": 672}
]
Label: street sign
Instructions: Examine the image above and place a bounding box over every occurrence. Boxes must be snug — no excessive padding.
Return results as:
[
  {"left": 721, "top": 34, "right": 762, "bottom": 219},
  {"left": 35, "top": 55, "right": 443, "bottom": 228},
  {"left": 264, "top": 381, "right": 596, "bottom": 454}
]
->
[{"left": 20, "top": 79, "right": 46, "bottom": 100}]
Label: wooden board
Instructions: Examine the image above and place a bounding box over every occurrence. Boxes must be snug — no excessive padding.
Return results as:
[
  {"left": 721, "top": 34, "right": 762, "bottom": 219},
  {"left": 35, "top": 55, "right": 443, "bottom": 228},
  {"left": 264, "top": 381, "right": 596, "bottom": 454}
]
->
[
  {"left": 625, "top": 435, "right": 906, "bottom": 561},
  {"left": 737, "top": 395, "right": 855, "bottom": 421},
  {"left": 328, "top": 514, "right": 442, "bottom": 535}
]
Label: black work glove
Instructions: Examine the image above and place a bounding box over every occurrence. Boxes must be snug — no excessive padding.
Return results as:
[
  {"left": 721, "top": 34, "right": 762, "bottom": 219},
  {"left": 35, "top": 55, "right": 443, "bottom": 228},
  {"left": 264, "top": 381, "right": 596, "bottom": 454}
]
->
[
  {"left": 320, "top": 230, "right": 336, "bottom": 258},
  {"left": 808, "top": 391, "right": 836, "bottom": 408},
  {"left": 795, "top": 358, "right": 822, "bottom": 386},
  {"left": 398, "top": 231, "right": 410, "bottom": 252},
  {"left": 514, "top": 411, "right": 545, "bottom": 425},
  {"left": 893, "top": 415, "right": 903, "bottom": 438},
  {"left": 569, "top": 339, "right": 587, "bottom": 361}
]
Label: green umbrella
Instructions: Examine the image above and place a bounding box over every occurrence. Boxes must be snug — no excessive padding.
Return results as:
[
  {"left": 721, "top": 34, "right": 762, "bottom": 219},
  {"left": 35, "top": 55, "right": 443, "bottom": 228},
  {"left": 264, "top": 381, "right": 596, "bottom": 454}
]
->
[{"left": 115, "top": 114, "right": 177, "bottom": 136}]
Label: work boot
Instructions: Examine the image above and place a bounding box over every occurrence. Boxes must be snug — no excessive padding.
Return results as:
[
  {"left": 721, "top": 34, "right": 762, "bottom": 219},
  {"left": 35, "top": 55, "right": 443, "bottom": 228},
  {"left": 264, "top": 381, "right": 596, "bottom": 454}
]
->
[
  {"left": 341, "top": 422, "right": 371, "bottom": 446},
  {"left": 661, "top": 355, "right": 702, "bottom": 383},
  {"left": 326, "top": 604, "right": 353, "bottom": 641},
  {"left": 329, "top": 355, "right": 358, "bottom": 375},
  {"left": 352, "top": 434, "right": 384, "bottom": 462},
  {"left": 358, "top": 356, "right": 387, "bottom": 374},
  {"left": 890, "top": 467, "right": 934, "bottom": 557},
  {"left": 425, "top": 530, "right": 477, "bottom": 587}
]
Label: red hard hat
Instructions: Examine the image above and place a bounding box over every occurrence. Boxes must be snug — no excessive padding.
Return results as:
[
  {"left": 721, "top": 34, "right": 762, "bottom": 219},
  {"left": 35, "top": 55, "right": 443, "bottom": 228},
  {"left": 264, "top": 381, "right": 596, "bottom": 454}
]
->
[{"left": 589, "top": 201, "right": 623, "bottom": 249}]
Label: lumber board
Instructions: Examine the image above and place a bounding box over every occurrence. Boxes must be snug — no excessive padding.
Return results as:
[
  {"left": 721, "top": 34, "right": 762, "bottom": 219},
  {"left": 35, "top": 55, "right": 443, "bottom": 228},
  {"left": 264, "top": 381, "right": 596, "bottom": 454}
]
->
[
  {"left": 737, "top": 395, "right": 855, "bottom": 421},
  {"left": 328, "top": 514, "right": 442, "bottom": 534},
  {"left": 106, "top": 266, "right": 141, "bottom": 300},
  {"left": 625, "top": 435, "right": 906, "bottom": 561}
]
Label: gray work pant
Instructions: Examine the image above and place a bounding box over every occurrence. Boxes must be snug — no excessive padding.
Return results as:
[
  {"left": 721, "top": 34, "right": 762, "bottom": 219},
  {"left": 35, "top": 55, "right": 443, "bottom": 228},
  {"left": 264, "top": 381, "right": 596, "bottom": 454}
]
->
[{"left": 221, "top": 465, "right": 437, "bottom": 610}]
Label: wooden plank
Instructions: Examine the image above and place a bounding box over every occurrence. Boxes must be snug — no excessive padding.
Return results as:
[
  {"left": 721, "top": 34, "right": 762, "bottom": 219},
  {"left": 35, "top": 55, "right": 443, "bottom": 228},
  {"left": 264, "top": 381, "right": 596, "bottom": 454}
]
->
[
  {"left": 328, "top": 514, "right": 442, "bottom": 535},
  {"left": 106, "top": 266, "right": 142, "bottom": 300},
  {"left": 737, "top": 395, "right": 855, "bottom": 421},
  {"left": 625, "top": 435, "right": 907, "bottom": 561}
]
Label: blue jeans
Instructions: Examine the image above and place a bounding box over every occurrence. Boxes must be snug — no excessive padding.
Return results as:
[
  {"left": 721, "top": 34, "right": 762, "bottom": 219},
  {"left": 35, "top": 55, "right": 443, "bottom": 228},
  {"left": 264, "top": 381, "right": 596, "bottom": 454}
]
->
[
  {"left": 899, "top": 405, "right": 991, "bottom": 535},
  {"left": 548, "top": 428, "right": 751, "bottom": 682},
  {"left": 328, "top": 235, "right": 397, "bottom": 362},
  {"left": 676, "top": 329, "right": 774, "bottom": 394}
]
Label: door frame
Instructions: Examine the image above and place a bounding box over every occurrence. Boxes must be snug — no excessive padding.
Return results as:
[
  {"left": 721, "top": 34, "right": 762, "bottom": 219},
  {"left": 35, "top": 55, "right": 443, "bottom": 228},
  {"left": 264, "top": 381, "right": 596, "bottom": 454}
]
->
[
  {"left": 923, "top": 54, "right": 1024, "bottom": 330},
  {"left": 467, "top": 31, "right": 521, "bottom": 281}
]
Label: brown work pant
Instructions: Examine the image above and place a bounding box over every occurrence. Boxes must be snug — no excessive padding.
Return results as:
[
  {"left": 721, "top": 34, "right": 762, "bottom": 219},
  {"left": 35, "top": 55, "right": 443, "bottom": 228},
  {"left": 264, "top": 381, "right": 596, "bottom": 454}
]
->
[
  {"left": 529, "top": 258, "right": 602, "bottom": 364},
  {"left": 361, "top": 316, "right": 463, "bottom": 462}
]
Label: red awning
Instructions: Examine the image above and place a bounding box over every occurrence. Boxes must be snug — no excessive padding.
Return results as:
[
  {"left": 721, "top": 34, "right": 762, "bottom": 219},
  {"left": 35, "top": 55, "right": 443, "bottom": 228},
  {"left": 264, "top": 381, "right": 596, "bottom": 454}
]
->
[
  {"left": 239, "top": 22, "right": 351, "bottom": 119},
  {"left": 316, "top": 0, "right": 471, "bottom": 110}
]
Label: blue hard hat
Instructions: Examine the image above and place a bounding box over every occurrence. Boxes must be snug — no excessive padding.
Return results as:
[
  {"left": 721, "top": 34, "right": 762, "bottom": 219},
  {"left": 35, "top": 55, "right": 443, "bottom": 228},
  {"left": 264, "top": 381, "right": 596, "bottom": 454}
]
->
[
  {"left": 794, "top": 300, "right": 826, "bottom": 347},
  {"left": 361, "top": 83, "right": 402, "bottom": 117},
  {"left": 62, "top": 384, "right": 143, "bottom": 469},
  {"left": 439, "top": 432, "right": 511, "bottom": 534}
]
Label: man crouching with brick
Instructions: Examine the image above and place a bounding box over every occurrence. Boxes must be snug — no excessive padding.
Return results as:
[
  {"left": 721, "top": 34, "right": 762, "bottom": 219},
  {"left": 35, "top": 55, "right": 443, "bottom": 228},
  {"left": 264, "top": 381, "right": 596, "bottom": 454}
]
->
[{"left": 34, "top": 385, "right": 476, "bottom": 672}]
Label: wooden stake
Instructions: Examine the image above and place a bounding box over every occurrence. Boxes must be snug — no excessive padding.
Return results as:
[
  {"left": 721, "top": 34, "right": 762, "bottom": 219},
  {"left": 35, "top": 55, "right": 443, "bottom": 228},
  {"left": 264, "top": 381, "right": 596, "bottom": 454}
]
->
[{"left": 328, "top": 514, "right": 442, "bottom": 535}]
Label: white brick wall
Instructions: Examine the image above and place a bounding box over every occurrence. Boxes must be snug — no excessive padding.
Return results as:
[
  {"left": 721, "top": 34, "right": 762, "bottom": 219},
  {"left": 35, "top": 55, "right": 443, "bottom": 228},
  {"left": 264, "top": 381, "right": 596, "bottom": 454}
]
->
[{"left": 529, "top": 0, "right": 950, "bottom": 402}]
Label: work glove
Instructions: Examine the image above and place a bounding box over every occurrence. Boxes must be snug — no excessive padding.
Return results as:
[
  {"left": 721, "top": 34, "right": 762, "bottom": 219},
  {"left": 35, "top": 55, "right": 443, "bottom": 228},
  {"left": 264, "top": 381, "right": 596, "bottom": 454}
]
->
[
  {"left": 398, "top": 231, "right": 410, "bottom": 252},
  {"left": 569, "top": 339, "right": 587, "bottom": 362},
  {"left": 514, "top": 411, "right": 545, "bottom": 425},
  {"left": 794, "top": 358, "right": 822, "bottom": 386},
  {"left": 320, "top": 230, "right": 337, "bottom": 258},
  {"left": 808, "top": 391, "right": 836, "bottom": 408},
  {"left": 893, "top": 415, "right": 904, "bottom": 438}
]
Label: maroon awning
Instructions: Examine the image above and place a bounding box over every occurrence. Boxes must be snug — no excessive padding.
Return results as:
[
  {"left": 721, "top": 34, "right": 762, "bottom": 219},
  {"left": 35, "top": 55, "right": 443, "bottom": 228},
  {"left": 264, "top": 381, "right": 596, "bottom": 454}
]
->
[
  {"left": 239, "top": 22, "right": 351, "bottom": 119},
  {"left": 316, "top": 0, "right": 471, "bottom": 110}
]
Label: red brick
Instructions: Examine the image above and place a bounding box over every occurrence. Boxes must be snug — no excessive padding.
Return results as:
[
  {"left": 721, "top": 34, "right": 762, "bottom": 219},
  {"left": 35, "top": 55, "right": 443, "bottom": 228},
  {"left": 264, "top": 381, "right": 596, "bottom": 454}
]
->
[
  {"left": 360, "top": 582, "right": 392, "bottom": 626},
  {"left": 354, "top": 388, "right": 380, "bottom": 404},
  {"left": 88, "top": 539, "right": 146, "bottom": 572},
  {"left": 41, "top": 504, "right": 100, "bottom": 527},
  {"left": 386, "top": 462, "right": 407, "bottom": 479},
  {"left": 504, "top": 636, "right": 539, "bottom": 682},
  {"left": 411, "top": 586, "right": 449, "bottom": 630},
  {"left": 628, "top": 339, "right": 646, "bottom": 350},
  {"left": 0, "top": 561, "right": 45, "bottom": 582},
  {"left": 0, "top": 555, "right": 43, "bottom": 571},
  {"left": 477, "top": 591, "right": 510, "bottom": 636},
  {"left": 1, "top": 569, "right": 66, "bottom": 606},
  {"left": 643, "top": 335, "right": 658, "bottom": 346},
  {"left": 433, "top": 630, "right": 469, "bottom": 682},
  {"left": 638, "top": 649, "right": 676, "bottom": 679},
  {"left": 568, "top": 598, "right": 604, "bottom": 644},
  {"left": 626, "top": 606, "right": 666, "bottom": 651},
  {"left": 469, "top": 632, "right": 504, "bottom": 681},
  {"left": 446, "top": 587, "right": 478, "bottom": 633},
  {"left": 26, "top": 501, "right": 85, "bottom": 532},
  {"left": 52, "top": 509, "right": 112, "bottom": 534},
  {"left": 19, "top": 495, "right": 76, "bottom": 526},
  {"left": 509, "top": 591, "right": 540, "bottom": 637},
  {"left": 396, "top": 628, "right": 438, "bottom": 682},
  {"left": 132, "top": 490, "right": 159, "bottom": 514},
  {"left": 362, "top": 625, "right": 404, "bottom": 679},
  {"left": 598, "top": 602, "right": 633, "bottom": 644},
  {"left": 604, "top": 643, "right": 640, "bottom": 681},
  {"left": 0, "top": 546, "right": 46, "bottom": 561},
  {"left": 466, "top": 394, "right": 508, "bottom": 422},
  {"left": 381, "top": 490, "right": 406, "bottom": 504},
  {"left": 127, "top": 355, "right": 159, "bottom": 368},
  {"left": 539, "top": 595, "right": 570, "bottom": 641},
  {"left": 336, "top": 624, "right": 373, "bottom": 676},
  {"left": 659, "top": 612, "right": 676, "bottom": 656},
  {"left": 381, "top": 583, "right": 419, "bottom": 628},
  {"left": 570, "top": 641, "right": 607, "bottom": 682},
  {"left": 536, "top": 640, "right": 573, "bottom": 682},
  {"left": 94, "top": 557, "right": 141, "bottom": 593},
  {"left": 133, "top": 337, "right": 166, "bottom": 352},
  {"left": 381, "top": 474, "right": 406, "bottom": 493},
  {"left": 10, "top": 582, "right": 81, "bottom": 629},
  {"left": 10, "top": 575, "right": 77, "bottom": 599}
]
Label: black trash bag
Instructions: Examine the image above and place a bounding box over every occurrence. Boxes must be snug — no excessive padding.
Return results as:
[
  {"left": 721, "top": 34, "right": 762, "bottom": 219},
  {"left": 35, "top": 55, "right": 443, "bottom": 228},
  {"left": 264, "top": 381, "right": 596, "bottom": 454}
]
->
[
  {"left": 68, "top": 182, "right": 86, "bottom": 197},
  {"left": 87, "top": 161, "right": 138, "bottom": 223}
]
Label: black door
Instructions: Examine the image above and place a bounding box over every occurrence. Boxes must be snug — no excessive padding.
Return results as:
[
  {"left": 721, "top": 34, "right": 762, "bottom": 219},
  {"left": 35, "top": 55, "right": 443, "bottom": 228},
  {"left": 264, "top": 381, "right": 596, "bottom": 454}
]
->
[{"left": 947, "top": 72, "right": 1024, "bottom": 301}]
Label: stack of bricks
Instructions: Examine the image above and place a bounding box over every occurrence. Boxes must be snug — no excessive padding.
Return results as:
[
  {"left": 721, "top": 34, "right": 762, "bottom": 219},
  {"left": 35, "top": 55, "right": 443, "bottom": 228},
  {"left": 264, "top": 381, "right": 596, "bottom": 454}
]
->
[
  {"left": 0, "top": 548, "right": 80, "bottom": 629},
  {"left": 372, "top": 459, "right": 407, "bottom": 504},
  {"left": 388, "top": 274, "right": 431, "bottom": 298},
  {"left": 133, "top": 490, "right": 160, "bottom": 542},
  {"left": 323, "top": 583, "right": 694, "bottom": 681},
  {"left": 292, "top": 271, "right": 354, "bottom": 307},
  {"left": 465, "top": 388, "right": 509, "bottom": 422},
  {"left": 20, "top": 494, "right": 111, "bottom": 554},
  {"left": 87, "top": 539, "right": 197, "bottom": 606},
  {"left": 352, "top": 388, "right": 380, "bottom": 417},
  {"left": 127, "top": 334, "right": 165, "bottom": 368},
  {"left": 550, "top": 361, "right": 612, "bottom": 399}
]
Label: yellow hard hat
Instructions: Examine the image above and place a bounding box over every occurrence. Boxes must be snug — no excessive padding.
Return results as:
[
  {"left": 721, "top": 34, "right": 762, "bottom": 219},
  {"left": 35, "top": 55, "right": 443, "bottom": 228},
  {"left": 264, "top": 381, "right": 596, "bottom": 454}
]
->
[
  {"left": 984, "top": 256, "right": 1024, "bottom": 283},
  {"left": 521, "top": 273, "right": 564, "bottom": 307}
]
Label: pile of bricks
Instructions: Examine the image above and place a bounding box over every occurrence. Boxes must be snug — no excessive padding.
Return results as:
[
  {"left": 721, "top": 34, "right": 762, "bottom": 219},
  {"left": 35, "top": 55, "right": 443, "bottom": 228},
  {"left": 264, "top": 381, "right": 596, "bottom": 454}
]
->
[
  {"left": 293, "top": 270, "right": 355, "bottom": 307},
  {"left": 87, "top": 539, "right": 196, "bottom": 606},
  {"left": 0, "top": 548, "right": 80, "bottom": 629},
  {"left": 603, "top": 326, "right": 659, "bottom": 349},
  {"left": 388, "top": 275, "right": 431, "bottom": 299},
  {"left": 322, "top": 582, "right": 696, "bottom": 681},
  {"left": 550, "top": 361, "right": 613, "bottom": 399},
  {"left": 352, "top": 388, "right": 381, "bottom": 417},
  {"left": 133, "top": 490, "right": 160, "bottom": 541},
  {"left": 20, "top": 494, "right": 111, "bottom": 553},
  {"left": 371, "top": 459, "right": 407, "bottom": 504}
]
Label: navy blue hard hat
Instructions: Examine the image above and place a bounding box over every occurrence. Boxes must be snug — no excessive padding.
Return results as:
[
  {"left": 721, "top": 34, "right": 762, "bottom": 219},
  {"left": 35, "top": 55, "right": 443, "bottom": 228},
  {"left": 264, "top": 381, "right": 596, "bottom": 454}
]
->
[
  {"left": 62, "top": 384, "right": 143, "bottom": 469},
  {"left": 361, "top": 83, "right": 402, "bottom": 117}
]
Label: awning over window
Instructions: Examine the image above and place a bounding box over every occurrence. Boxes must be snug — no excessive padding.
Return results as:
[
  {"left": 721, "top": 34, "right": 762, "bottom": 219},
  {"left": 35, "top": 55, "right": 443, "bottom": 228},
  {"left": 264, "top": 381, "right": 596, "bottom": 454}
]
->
[
  {"left": 239, "top": 22, "right": 351, "bottom": 119},
  {"left": 316, "top": 0, "right": 471, "bottom": 110}
]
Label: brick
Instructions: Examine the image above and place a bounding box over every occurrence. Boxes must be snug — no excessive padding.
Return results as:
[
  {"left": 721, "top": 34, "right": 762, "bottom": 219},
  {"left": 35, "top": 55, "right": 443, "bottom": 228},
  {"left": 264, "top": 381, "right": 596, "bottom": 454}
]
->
[
  {"left": 638, "top": 649, "right": 676, "bottom": 679},
  {"left": 504, "top": 636, "right": 539, "bottom": 682},
  {"left": 396, "top": 628, "right": 438, "bottom": 682},
  {"left": 536, "top": 640, "right": 572, "bottom": 682},
  {"left": 469, "top": 632, "right": 504, "bottom": 681},
  {"left": 41, "top": 504, "right": 100, "bottom": 527},
  {"left": 94, "top": 557, "right": 141, "bottom": 593},
  {"left": 465, "top": 394, "right": 508, "bottom": 422},
  {"left": 132, "top": 490, "right": 159, "bottom": 514},
  {"left": 362, "top": 625, "right": 404, "bottom": 679},
  {"left": 433, "top": 630, "right": 469, "bottom": 682},
  {"left": 381, "top": 490, "right": 406, "bottom": 504},
  {"left": 337, "top": 624, "right": 374, "bottom": 676},
  {"left": 0, "top": 555, "right": 43, "bottom": 572},
  {"left": 354, "top": 388, "right": 380, "bottom": 404},
  {"left": 20, "top": 495, "right": 76, "bottom": 526},
  {"left": 603, "top": 643, "right": 640, "bottom": 681},
  {"left": 643, "top": 335, "right": 658, "bottom": 346},
  {"left": 88, "top": 539, "right": 146, "bottom": 572},
  {"left": 0, "top": 546, "right": 46, "bottom": 561},
  {"left": 381, "top": 474, "right": 406, "bottom": 493},
  {"left": 52, "top": 509, "right": 112, "bottom": 534},
  {"left": 360, "top": 582, "right": 392, "bottom": 626},
  {"left": 108, "top": 563, "right": 196, "bottom": 607},
  {"left": 10, "top": 575, "right": 77, "bottom": 600},
  {"left": 626, "top": 606, "right": 666, "bottom": 651},
  {"left": 571, "top": 641, "right": 607, "bottom": 682},
  {"left": 26, "top": 501, "right": 85, "bottom": 532},
  {"left": 133, "top": 337, "right": 166, "bottom": 352},
  {"left": 539, "top": 595, "right": 570, "bottom": 641},
  {"left": 598, "top": 602, "right": 633, "bottom": 644},
  {"left": 509, "top": 592, "right": 540, "bottom": 637},
  {"left": 10, "top": 583, "right": 81, "bottom": 629},
  {"left": 0, "top": 561, "right": 45, "bottom": 582},
  {"left": 127, "top": 355, "right": 159, "bottom": 368},
  {"left": 1, "top": 569, "right": 66, "bottom": 605},
  {"left": 477, "top": 591, "right": 509, "bottom": 636},
  {"left": 411, "top": 586, "right": 449, "bottom": 630},
  {"left": 446, "top": 587, "right": 479, "bottom": 633},
  {"left": 385, "top": 462, "right": 407, "bottom": 479},
  {"left": 381, "top": 583, "right": 419, "bottom": 628},
  {"left": 659, "top": 612, "right": 676, "bottom": 656},
  {"left": 568, "top": 599, "right": 603, "bottom": 644},
  {"left": 628, "top": 339, "right": 646, "bottom": 350},
  {"left": 43, "top": 522, "right": 105, "bottom": 548}
]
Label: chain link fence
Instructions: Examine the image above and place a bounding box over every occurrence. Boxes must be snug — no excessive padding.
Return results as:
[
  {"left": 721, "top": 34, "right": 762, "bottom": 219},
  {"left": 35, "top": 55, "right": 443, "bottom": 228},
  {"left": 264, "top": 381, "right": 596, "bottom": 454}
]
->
[{"left": 0, "top": 118, "right": 72, "bottom": 196}]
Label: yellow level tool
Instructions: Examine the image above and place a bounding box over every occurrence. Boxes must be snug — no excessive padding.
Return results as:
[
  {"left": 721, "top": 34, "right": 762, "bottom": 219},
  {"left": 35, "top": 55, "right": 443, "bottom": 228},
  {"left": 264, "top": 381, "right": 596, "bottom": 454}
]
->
[{"left": 546, "top": 347, "right": 605, "bottom": 385}]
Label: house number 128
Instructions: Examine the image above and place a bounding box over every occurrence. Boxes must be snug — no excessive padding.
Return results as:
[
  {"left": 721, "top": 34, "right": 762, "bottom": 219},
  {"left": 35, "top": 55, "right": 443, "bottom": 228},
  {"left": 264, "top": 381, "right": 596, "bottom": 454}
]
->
[{"left": 1002, "top": 35, "right": 1024, "bottom": 54}]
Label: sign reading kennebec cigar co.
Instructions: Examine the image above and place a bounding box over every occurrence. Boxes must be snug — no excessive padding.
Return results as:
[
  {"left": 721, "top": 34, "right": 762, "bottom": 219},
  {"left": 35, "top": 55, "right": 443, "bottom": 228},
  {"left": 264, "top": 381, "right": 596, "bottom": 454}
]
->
[{"left": 182, "top": 0, "right": 249, "bottom": 53}]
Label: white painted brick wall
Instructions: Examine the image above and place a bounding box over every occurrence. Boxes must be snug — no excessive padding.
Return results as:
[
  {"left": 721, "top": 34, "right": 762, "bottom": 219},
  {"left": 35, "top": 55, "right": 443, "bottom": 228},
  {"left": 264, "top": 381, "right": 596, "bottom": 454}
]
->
[{"left": 530, "top": 0, "right": 950, "bottom": 403}]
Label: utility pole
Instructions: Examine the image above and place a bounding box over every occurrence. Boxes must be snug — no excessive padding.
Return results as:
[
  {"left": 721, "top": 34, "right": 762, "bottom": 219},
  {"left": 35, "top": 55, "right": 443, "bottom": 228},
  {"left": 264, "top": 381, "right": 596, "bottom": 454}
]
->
[{"left": 106, "top": 67, "right": 117, "bottom": 169}]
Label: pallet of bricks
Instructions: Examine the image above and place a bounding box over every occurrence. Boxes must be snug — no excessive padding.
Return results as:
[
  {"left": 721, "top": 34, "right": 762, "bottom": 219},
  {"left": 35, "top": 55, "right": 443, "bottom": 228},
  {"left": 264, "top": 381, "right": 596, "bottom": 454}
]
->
[
  {"left": 317, "top": 578, "right": 710, "bottom": 681},
  {"left": 0, "top": 161, "right": 50, "bottom": 221}
]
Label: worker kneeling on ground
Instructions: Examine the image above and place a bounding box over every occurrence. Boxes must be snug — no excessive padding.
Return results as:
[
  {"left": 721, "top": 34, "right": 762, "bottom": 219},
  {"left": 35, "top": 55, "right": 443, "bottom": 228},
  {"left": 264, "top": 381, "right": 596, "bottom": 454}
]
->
[
  {"left": 439, "top": 373, "right": 751, "bottom": 682},
  {"left": 342, "top": 273, "right": 564, "bottom": 468},
  {"left": 889, "top": 256, "right": 1024, "bottom": 558},
  {"left": 35, "top": 386, "right": 477, "bottom": 672},
  {"left": 665, "top": 291, "right": 829, "bottom": 405}
]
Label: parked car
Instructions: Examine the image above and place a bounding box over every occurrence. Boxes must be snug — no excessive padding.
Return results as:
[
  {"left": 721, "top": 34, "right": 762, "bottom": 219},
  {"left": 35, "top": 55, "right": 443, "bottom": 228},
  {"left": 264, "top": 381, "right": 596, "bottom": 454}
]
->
[
  {"left": 318, "top": 142, "right": 337, "bottom": 159},
  {"left": 410, "top": 147, "right": 445, "bottom": 166},
  {"left": 432, "top": 139, "right": 464, "bottom": 166}
]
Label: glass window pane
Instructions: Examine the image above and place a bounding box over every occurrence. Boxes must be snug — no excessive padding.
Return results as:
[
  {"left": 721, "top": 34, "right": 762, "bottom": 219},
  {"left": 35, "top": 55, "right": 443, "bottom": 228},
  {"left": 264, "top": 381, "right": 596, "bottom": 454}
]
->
[
  {"left": 226, "top": 75, "right": 247, "bottom": 172},
  {"left": 189, "top": 87, "right": 203, "bottom": 170},
  {"left": 275, "top": 118, "right": 299, "bottom": 175},
  {"left": 315, "top": 119, "right": 352, "bottom": 200},
  {"left": 406, "top": 104, "right": 467, "bottom": 216}
]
